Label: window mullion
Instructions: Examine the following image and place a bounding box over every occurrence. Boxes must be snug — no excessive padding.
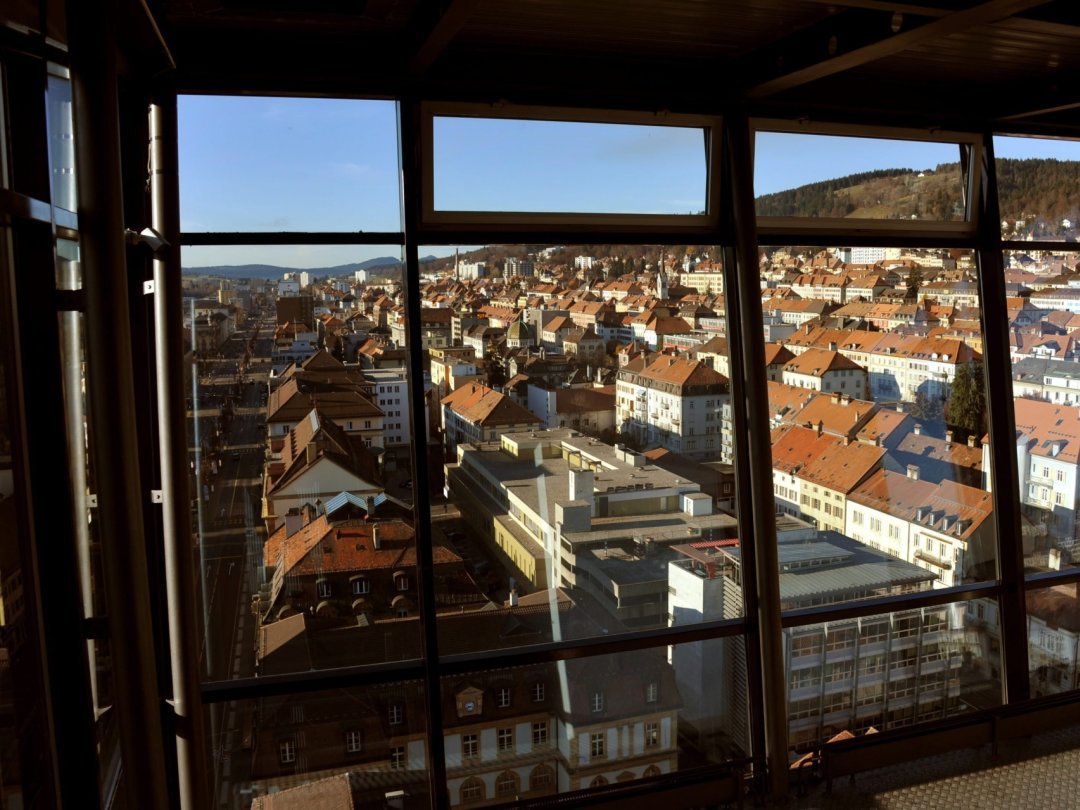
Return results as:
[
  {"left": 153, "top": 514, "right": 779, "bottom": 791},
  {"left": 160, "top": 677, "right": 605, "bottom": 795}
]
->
[
  {"left": 399, "top": 96, "right": 450, "bottom": 810},
  {"left": 974, "top": 131, "right": 1030, "bottom": 704},
  {"left": 721, "top": 111, "right": 789, "bottom": 799}
]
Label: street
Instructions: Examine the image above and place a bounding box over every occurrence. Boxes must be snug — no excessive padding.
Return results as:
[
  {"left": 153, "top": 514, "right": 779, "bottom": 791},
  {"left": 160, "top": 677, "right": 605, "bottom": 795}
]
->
[{"left": 187, "top": 314, "right": 274, "bottom": 807}]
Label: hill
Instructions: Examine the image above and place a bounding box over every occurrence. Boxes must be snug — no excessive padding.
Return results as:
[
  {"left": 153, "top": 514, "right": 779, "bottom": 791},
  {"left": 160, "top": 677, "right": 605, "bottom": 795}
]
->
[
  {"left": 181, "top": 255, "right": 406, "bottom": 280},
  {"left": 755, "top": 158, "right": 1080, "bottom": 231}
]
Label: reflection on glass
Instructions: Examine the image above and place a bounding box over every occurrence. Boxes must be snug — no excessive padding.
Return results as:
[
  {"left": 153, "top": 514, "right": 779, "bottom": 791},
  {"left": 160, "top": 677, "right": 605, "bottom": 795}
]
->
[
  {"left": 182, "top": 247, "right": 421, "bottom": 679},
  {"left": 764, "top": 246, "right": 995, "bottom": 601},
  {"left": 443, "top": 643, "right": 745, "bottom": 802},
  {"left": 1006, "top": 250, "right": 1080, "bottom": 574},
  {"left": 178, "top": 96, "right": 402, "bottom": 232},
  {"left": 421, "top": 245, "right": 741, "bottom": 655},
  {"left": 995, "top": 135, "right": 1080, "bottom": 241},
  {"left": 787, "top": 600, "right": 1001, "bottom": 754},
  {"left": 210, "top": 683, "right": 429, "bottom": 809},
  {"left": 45, "top": 66, "right": 77, "bottom": 219},
  {"left": 1026, "top": 585, "right": 1080, "bottom": 697},
  {"left": 434, "top": 117, "right": 709, "bottom": 215},
  {"left": 755, "top": 132, "right": 966, "bottom": 221}
]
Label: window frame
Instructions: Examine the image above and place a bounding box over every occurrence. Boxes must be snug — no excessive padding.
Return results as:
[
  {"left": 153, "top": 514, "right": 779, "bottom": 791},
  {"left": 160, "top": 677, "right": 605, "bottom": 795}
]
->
[
  {"left": 752, "top": 118, "right": 983, "bottom": 241},
  {"left": 462, "top": 732, "right": 479, "bottom": 760},
  {"left": 420, "top": 102, "right": 723, "bottom": 232}
]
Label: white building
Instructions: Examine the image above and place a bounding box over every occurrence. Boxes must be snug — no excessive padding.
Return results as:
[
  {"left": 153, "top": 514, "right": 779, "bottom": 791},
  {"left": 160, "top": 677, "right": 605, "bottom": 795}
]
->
[
  {"left": 615, "top": 355, "right": 729, "bottom": 460},
  {"left": 364, "top": 368, "right": 412, "bottom": 447}
]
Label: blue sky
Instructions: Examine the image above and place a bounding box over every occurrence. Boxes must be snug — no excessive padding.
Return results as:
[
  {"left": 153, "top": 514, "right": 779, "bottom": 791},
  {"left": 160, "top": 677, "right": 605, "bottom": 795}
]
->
[{"left": 178, "top": 95, "right": 1080, "bottom": 268}]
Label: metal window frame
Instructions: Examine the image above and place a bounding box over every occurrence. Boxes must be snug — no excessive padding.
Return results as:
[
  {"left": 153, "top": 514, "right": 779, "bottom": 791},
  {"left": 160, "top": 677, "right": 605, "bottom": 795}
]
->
[
  {"left": 752, "top": 118, "right": 983, "bottom": 242},
  {"left": 419, "top": 101, "right": 722, "bottom": 233},
  {"left": 153, "top": 95, "right": 1068, "bottom": 809}
]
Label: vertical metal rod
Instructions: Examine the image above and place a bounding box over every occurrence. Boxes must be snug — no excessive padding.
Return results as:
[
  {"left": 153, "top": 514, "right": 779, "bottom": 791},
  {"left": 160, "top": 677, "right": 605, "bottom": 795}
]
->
[
  {"left": 398, "top": 97, "right": 450, "bottom": 809},
  {"left": 58, "top": 259, "right": 103, "bottom": 715},
  {"left": 723, "top": 113, "right": 789, "bottom": 799},
  {"left": 973, "top": 132, "right": 1030, "bottom": 704},
  {"left": 65, "top": 2, "right": 172, "bottom": 806},
  {"left": 151, "top": 90, "right": 211, "bottom": 810}
]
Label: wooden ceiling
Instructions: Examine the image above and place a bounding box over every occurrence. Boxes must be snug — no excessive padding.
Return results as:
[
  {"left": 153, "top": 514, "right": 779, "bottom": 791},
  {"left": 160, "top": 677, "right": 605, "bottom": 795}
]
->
[{"left": 156, "top": 0, "right": 1080, "bottom": 133}]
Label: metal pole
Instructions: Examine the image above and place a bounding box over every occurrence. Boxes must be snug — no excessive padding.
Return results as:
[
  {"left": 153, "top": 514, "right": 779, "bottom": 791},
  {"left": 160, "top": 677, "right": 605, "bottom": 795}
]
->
[
  {"left": 66, "top": 2, "right": 172, "bottom": 806},
  {"left": 399, "top": 96, "right": 450, "bottom": 810},
  {"left": 973, "top": 134, "right": 1030, "bottom": 704},
  {"left": 58, "top": 258, "right": 103, "bottom": 716},
  {"left": 151, "top": 90, "right": 211, "bottom": 810},
  {"left": 723, "top": 112, "right": 789, "bottom": 799}
]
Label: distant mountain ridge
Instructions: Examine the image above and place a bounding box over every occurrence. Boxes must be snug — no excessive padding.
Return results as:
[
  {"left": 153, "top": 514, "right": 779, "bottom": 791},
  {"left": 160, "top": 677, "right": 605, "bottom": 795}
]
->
[
  {"left": 756, "top": 158, "right": 1080, "bottom": 229},
  {"left": 182, "top": 255, "right": 411, "bottom": 280}
]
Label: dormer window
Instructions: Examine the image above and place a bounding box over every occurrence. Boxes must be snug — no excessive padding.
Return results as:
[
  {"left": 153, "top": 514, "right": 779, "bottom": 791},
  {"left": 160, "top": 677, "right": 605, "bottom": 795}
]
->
[
  {"left": 646, "top": 681, "right": 658, "bottom": 703},
  {"left": 591, "top": 691, "right": 604, "bottom": 712},
  {"left": 317, "top": 579, "right": 332, "bottom": 599}
]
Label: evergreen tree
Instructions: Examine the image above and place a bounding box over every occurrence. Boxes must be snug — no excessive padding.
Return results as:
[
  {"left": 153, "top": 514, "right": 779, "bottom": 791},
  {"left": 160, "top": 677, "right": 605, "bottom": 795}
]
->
[
  {"left": 945, "top": 362, "right": 987, "bottom": 439},
  {"left": 911, "top": 390, "right": 945, "bottom": 427},
  {"left": 907, "top": 265, "right": 924, "bottom": 300}
]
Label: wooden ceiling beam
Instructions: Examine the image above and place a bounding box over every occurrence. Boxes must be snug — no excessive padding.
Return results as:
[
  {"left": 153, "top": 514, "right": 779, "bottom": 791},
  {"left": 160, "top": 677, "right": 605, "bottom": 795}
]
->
[
  {"left": 408, "top": 0, "right": 484, "bottom": 77},
  {"left": 745, "top": 0, "right": 1052, "bottom": 98}
]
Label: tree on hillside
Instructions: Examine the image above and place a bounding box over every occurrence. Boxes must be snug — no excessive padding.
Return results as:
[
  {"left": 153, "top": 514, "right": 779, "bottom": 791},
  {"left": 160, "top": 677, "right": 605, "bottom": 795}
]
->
[{"left": 945, "top": 362, "right": 987, "bottom": 440}]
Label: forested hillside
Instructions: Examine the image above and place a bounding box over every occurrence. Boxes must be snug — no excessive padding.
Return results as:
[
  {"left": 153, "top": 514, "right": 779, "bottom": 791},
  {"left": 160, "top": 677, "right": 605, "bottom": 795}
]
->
[{"left": 756, "top": 158, "right": 1080, "bottom": 233}]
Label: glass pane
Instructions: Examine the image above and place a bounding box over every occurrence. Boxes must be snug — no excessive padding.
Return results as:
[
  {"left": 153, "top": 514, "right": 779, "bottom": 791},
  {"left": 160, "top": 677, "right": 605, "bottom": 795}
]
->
[
  {"left": 45, "top": 66, "right": 77, "bottom": 223},
  {"left": 422, "top": 245, "right": 742, "bottom": 657},
  {"left": 787, "top": 599, "right": 1001, "bottom": 755},
  {"left": 442, "top": 642, "right": 746, "bottom": 802},
  {"left": 178, "top": 96, "right": 402, "bottom": 232},
  {"left": 995, "top": 135, "right": 1080, "bottom": 241},
  {"left": 433, "top": 117, "right": 709, "bottom": 215},
  {"left": 1006, "top": 249, "right": 1080, "bottom": 574},
  {"left": 764, "top": 246, "right": 995, "bottom": 602},
  {"left": 182, "top": 246, "right": 422, "bottom": 679},
  {"left": 755, "top": 131, "right": 967, "bottom": 221},
  {"left": 207, "top": 683, "right": 429, "bottom": 807},
  {"left": 1027, "top": 584, "right": 1080, "bottom": 696}
]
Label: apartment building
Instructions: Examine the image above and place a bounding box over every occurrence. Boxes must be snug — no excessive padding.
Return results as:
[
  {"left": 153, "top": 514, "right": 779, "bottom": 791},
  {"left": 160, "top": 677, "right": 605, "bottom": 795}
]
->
[{"left": 615, "top": 355, "right": 729, "bottom": 460}]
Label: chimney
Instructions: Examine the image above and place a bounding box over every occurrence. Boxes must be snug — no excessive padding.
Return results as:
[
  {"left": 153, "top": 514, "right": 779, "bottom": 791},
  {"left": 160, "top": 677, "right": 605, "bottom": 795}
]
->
[
  {"left": 945, "top": 430, "right": 954, "bottom": 445},
  {"left": 570, "top": 468, "right": 595, "bottom": 503},
  {"left": 284, "top": 508, "right": 304, "bottom": 538},
  {"left": 832, "top": 392, "right": 841, "bottom": 404},
  {"left": 967, "top": 434, "right": 977, "bottom": 449},
  {"left": 817, "top": 420, "right": 824, "bottom": 436},
  {"left": 914, "top": 423, "right": 922, "bottom": 436},
  {"left": 508, "top": 588, "right": 519, "bottom": 607},
  {"left": 916, "top": 506, "right": 926, "bottom": 520},
  {"left": 907, "top": 464, "right": 920, "bottom": 480},
  {"left": 306, "top": 441, "right": 319, "bottom": 465},
  {"left": 372, "top": 523, "right": 381, "bottom": 550}
]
